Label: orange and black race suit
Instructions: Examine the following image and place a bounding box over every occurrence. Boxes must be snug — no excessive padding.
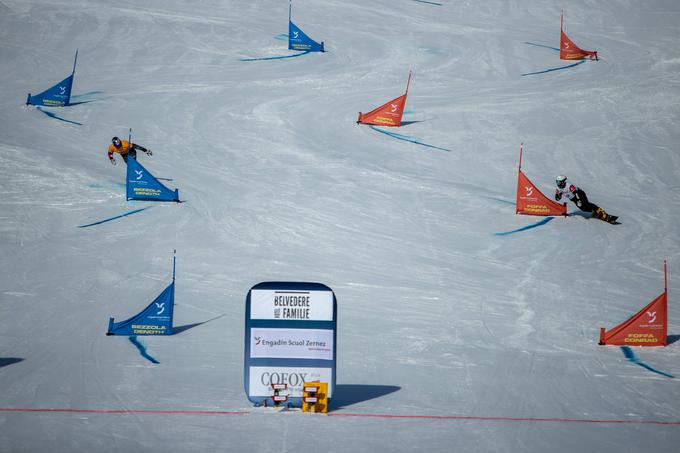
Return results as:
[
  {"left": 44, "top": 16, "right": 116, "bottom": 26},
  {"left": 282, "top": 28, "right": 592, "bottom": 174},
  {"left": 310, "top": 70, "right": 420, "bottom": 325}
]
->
[{"left": 108, "top": 140, "right": 149, "bottom": 163}]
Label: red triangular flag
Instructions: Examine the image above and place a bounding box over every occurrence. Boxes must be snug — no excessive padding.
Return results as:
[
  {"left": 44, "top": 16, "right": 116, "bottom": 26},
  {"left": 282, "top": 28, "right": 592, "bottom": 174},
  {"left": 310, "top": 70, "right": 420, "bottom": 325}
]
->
[
  {"left": 357, "top": 72, "right": 411, "bottom": 127},
  {"left": 600, "top": 261, "right": 668, "bottom": 346},
  {"left": 357, "top": 94, "right": 407, "bottom": 127},
  {"left": 560, "top": 12, "right": 598, "bottom": 60},
  {"left": 515, "top": 144, "right": 567, "bottom": 216}
]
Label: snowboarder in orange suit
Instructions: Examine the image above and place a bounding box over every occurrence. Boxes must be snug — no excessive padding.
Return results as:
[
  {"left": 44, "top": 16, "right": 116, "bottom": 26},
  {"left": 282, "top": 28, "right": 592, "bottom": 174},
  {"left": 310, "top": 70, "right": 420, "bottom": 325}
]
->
[{"left": 108, "top": 136, "right": 152, "bottom": 165}]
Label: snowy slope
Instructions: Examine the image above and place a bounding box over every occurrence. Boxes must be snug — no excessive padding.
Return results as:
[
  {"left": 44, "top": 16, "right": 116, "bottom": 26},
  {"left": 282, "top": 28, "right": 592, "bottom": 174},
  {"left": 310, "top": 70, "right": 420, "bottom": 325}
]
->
[{"left": 1, "top": 0, "right": 679, "bottom": 452}]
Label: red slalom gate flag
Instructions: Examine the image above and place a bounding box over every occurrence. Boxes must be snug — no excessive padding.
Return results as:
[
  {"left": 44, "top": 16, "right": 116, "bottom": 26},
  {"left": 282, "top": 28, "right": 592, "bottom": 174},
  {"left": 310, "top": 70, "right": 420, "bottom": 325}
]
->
[
  {"left": 515, "top": 144, "right": 567, "bottom": 216},
  {"left": 600, "top": 261, "right": 669, "bottom": 347},
  {"left": 560, "top": 11, "right": 598, "bottom": 60},
  {"left": 357, "top": 72, "right": 411, "bottom": 127}
]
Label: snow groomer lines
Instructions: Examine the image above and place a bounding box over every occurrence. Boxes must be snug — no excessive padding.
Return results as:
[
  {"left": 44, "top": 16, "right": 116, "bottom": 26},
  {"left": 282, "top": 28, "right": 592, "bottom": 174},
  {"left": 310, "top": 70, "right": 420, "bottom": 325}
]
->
[{"left": 11, "top": 3, "right": 677, "bottom": 448}]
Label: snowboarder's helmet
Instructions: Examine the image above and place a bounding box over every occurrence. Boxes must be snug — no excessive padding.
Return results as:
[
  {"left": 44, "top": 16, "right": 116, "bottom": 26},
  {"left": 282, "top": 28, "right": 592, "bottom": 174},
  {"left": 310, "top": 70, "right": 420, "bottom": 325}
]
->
[
  {"left": 556, "top": 175, "right": 567, "bottom": 189},
  {"left": 112, "top": 137, "right": 121, "bottom": 148}
]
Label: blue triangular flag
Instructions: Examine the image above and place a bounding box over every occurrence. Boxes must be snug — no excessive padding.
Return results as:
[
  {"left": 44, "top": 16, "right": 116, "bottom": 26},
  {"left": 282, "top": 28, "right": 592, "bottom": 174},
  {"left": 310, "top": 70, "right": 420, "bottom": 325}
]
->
[
  {"left": 107, "top": 254, "right": 177, "bottom": 336},
  {"left": 107, "top": 282, "right": 175, "bottom": 336},
  {"left": 126, "top": 157, "right": 179, "bottom": 202},
  {"left": 288, "top": 4, "right": 324, "bottom": 52},
  {"left": 26, "top": 51, "right": 77, "bottom": 107},
  {"left": 288, "top": 21, "right": 324, "bottom": 52},
  {"left": 27, "top": 74, "right": 74, "bottom": 107}
]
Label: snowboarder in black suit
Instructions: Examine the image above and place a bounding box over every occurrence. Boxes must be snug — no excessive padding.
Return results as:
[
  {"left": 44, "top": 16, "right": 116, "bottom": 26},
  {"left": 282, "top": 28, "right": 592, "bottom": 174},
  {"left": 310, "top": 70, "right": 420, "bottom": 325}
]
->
[{"left": 555, "top": 175, "right": 617, "bottom": 223}]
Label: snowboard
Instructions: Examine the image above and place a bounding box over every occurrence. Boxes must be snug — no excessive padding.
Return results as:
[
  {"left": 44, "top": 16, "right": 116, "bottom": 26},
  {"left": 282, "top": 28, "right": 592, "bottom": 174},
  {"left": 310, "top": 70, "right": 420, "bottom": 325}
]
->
[{"left": 591, "top": 207, "right": 618, "bottom": 224}]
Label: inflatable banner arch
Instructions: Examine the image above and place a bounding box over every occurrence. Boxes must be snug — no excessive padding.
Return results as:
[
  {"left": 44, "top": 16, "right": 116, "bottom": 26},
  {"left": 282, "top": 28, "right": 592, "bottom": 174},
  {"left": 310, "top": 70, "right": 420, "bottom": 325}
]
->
[
  {"left": 244, "top": 282, "right": 337, "bottom": 408},
  {"left": 288, "top": 2, "right": 324, "bottom": 52},
  {"left": 357, "top": 71, "right": 411, "bottom": 127},
  {"left": 26, "top": 50, "right": 78, "bottom": 107},
  {"left": 560, "top": 12, "right": 598, "bottom": 60},
  {"left": 107, "top": 253, "right": 176, "bottom": 336},
  {"left": 599, "top": 260, "right": 668, "bottom": 347},
  {"left": 516, "top": 144, "right": 567, "bottom": 216}
]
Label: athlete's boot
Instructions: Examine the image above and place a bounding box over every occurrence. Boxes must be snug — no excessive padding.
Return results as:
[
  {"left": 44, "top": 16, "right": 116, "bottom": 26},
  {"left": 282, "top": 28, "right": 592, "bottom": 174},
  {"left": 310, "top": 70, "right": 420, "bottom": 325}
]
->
[{"left": 594, "top": 207, "right": 617, "bottom": 223}]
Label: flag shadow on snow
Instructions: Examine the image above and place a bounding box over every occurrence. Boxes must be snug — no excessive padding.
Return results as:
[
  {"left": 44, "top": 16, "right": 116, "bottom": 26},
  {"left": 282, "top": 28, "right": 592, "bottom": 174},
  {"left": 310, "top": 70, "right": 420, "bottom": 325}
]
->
[
  {"left": 329, "top": 384, "right": 401, "bottom": 410},
  {"left": 567, "top": 211, "right": 592, "bottom": 219},
  {"left": 667, "top": 335, "right": 680, "bottom": 345},
  {"left": 172, "top": 314, "right": 225, "bottom": 335},
  {"left": 0, "top": 358, "right": 24, "bottom": 368},
  {"left": 36, "top": 107, "right": 82, "bottom": 125},
  {"left": 69, "top": 90, "right": 105, "bottom": 105}
]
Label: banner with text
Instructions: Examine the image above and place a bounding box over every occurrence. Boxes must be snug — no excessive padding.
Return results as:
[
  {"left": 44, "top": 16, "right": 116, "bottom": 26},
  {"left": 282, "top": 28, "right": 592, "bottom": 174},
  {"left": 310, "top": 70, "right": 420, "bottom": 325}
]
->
[
  {"left": 250, "top": 328, "right": 334, "bottom": 360},
  {"left": 250, "top": 289, "right": 333, "bottom": 321},
  {"left": 248, "top": 366, "right": 333, "bottom": 398},
  {"left": 244, "top": 282, "right": 337, "bottom": 407}
]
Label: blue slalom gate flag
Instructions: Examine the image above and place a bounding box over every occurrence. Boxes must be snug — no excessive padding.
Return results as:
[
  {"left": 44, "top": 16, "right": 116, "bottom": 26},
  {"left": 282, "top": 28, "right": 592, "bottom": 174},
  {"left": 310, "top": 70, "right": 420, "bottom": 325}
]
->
[
  {"left": 288, "top": 3, "right": 324, "bottom": 52},
  {"left": 107, "top": 254, "right": 177, "bottom": 336},
  {"left": 26, "top": 51, "right": 78, "bottom": 107},
  {"left": 126, "top": 156, "right": 180, "bottom": 202}
]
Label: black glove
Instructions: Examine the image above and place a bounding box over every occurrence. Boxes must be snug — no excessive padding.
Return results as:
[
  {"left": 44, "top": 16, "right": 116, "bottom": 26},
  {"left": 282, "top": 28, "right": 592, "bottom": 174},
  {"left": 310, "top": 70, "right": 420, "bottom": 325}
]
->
[
  {"left": 145, "top": 149, "right": 153, "bottom": 156},
  {"left": 109, "top": 157, "right": 116, "bottom": 165}
]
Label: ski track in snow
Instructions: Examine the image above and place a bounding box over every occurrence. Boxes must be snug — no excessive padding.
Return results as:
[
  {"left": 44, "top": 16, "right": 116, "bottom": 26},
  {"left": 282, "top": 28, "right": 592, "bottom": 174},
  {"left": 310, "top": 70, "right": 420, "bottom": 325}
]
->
[{"left": 1, "top": 1, "right": 680, "bottom": 452}]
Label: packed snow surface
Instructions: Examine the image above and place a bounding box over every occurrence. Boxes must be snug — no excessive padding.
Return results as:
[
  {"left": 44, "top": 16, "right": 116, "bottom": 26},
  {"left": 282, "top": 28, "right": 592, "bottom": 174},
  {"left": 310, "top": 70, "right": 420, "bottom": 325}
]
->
[{"left": 1, "top": 0, "right": 679, "bottom": 451}]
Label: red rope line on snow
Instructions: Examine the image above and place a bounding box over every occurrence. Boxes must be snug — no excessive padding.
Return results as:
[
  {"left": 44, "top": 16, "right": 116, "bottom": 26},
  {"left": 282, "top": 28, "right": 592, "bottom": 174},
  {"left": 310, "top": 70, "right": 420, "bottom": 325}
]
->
[{"left": 1, "top": 407, "right": 679, "bottom": 425}]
